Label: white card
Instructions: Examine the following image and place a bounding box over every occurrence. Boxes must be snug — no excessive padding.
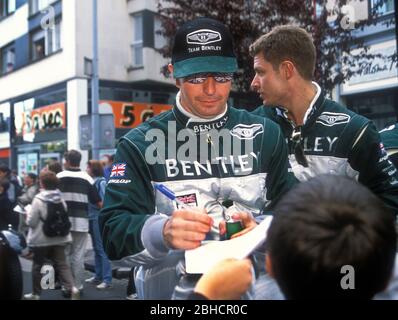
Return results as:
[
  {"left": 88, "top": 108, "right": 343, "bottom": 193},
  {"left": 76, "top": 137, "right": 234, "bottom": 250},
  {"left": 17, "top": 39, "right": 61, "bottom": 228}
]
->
[{"left": 185, "top": 216, "right": 273, "bottom": 274}]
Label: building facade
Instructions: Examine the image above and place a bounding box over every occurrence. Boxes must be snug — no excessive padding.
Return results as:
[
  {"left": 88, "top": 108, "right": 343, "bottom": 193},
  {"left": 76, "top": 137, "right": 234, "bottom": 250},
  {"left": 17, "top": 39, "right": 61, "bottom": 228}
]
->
[
  {"left": 338, "top": 0, "right": 397, "bottom": 130},
  {"left": 0, "top": 0, "right": 176, "bottom": 174},
  {"left": 1, "top": 0, "right": 397, "bottom": 175}
]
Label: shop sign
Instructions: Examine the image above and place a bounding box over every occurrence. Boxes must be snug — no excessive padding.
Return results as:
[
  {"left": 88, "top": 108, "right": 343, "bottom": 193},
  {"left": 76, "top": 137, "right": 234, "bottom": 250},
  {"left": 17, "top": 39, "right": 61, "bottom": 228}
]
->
[
  {"left": 99, "top": 101, "right": 172, "bottom": 129},
  {"left": 15, "top": 102, "right": 66, "bottom": 141},
  {"left": 345, "top": 41, "right": 397, "bottom": 86}
]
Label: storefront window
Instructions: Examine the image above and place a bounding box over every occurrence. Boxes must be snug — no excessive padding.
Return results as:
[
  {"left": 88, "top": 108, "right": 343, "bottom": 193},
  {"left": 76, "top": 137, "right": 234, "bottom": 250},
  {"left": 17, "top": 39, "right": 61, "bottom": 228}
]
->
[
  {"left": 91, "top": 85, "right": 175, "bottom": 141},
  {"left": 18, "top": 152, "right": 39, "bottom": 176},
  {"left": 41, "top": 141, "right": 66, "bottom": 153},
  {"left": 0, "top": 102, "right": 10, "bottom": 149},
  {"left": 98, "top": 87, "right": 133, "bottom": 101},
  {"left": 40, "top": 141, "right": 66, "bottom": 170},
  {"left": 347, "top": 91, "right": 398, "bottom": 130},
  {"left": 13, "top": 85, "right": 67, "bottom": 175},
  {"left": 371, "top": 0, "right": 394, "bottom": 15},
  {"left": 97, "top": 86, "right": 175, "bottom": 104}
]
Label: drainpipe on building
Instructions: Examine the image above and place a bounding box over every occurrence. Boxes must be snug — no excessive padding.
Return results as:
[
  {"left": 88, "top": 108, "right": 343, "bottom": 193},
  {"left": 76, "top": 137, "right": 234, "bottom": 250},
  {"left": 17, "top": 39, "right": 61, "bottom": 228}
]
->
[{"left": 91, "top": 0, "right": 100, "bottom": 161}]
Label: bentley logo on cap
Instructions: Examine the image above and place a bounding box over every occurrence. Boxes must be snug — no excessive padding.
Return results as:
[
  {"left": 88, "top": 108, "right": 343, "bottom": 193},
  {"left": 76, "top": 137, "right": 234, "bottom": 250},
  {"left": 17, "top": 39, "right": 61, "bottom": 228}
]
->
[{"left": 186, "top": 29, "right": 222, "bottom": 45}]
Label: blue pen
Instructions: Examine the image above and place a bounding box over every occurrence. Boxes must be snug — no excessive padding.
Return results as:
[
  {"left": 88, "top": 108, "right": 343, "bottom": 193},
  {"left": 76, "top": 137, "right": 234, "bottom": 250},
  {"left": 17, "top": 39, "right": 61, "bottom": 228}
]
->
[{"left": 154, "top": 183, "right": 187, "bottom": 208}]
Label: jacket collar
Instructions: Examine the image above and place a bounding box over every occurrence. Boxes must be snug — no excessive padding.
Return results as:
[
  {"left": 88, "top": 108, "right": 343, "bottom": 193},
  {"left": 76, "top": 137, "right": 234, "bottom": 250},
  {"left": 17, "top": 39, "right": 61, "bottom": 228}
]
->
[
  {"left": 172, "top": 91, "right": 230, "bottom": 135},
  {"left": 36, "top": 189, "right": 63, "bottom": 203},
  {"left": 274, "top": 82, "right": 326, "bottom": 130}
]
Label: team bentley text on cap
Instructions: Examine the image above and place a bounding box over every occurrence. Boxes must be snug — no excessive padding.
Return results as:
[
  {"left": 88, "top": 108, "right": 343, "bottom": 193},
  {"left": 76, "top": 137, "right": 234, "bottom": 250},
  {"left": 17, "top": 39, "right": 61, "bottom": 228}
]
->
[{"left": 171, "top": 17, "right": 238, "bottom": 78}]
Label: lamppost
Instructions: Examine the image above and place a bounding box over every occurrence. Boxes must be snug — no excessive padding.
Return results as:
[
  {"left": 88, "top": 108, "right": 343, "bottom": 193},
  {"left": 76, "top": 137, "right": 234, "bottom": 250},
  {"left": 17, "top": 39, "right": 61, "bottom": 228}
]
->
[
  {"left": 395, "top": 0, "right": 398, "bottom": 56},
  {"left": 91, "top": 0, "right": 100, "bottom": 160}
]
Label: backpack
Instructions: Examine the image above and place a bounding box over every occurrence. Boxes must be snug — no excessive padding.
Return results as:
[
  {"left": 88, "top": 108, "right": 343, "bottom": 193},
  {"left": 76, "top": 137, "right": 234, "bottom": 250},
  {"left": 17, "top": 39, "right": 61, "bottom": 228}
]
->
[{"left": 41, "top": 202, "right": 71, "bottom": 237}]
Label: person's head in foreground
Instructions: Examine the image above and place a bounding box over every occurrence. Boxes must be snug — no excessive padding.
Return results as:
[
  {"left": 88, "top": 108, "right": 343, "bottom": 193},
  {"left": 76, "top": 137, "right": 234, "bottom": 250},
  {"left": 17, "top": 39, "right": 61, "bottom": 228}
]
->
[
  {"left": 266, "top": 175, "right": 397, "bottom": 299},
  {"left": 168, "top": 17, "right": 238, "bottom": 119}
]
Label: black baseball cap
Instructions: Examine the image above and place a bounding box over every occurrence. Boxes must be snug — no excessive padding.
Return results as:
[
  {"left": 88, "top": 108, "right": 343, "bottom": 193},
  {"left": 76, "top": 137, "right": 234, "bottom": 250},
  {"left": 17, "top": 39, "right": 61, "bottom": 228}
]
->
[{"left": 171, "top": 17, "right": 238, "bottom": 78}]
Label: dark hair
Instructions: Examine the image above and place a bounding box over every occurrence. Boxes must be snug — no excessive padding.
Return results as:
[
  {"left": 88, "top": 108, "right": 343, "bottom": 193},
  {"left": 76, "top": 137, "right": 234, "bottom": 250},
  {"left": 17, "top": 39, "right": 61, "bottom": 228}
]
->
[
  {"left": 48, "top": 161, "right": 62, "bottom": 174},
  {"left": 249, "top": 25, "right": 316, "bottom": 80},
  {"left": 39, "top": 171, "right": 59, "bottom": 190},
  {"left": 267, "top": 175, "right": 397, "bottom": 300},
  {"left": 27, "top": 173, "right": 37, "bottom": 182},
  {"left": 0, "top": 178, "right": 10, "bottom": 192},
  {"left": 88, "top": 160, "right": 104, "bottom": 178},
  {"left": 64, "top": 150, "right": 81, "bottom": 167},
  {"left": 0, "top": 164, "right": 10, "bottom": 176}
]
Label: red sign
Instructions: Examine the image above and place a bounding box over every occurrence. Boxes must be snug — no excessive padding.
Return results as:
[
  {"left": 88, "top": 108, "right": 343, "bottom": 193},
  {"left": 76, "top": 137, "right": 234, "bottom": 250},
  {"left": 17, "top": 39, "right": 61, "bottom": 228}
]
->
[
  {"left": 99, "top": 101, "right": 172, "bottom": 129},
  {"left": 0, "top": 149, "right": 10, "bottom": 158},
  {"left": 17, "top": 102, "right": 66, "bottom": 136}
]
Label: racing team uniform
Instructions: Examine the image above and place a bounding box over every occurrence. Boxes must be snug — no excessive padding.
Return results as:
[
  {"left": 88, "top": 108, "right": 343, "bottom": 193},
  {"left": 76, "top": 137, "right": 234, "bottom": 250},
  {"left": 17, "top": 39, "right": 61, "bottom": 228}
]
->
[
  {"left": 380, "top": 124, "right": 398, "bottom": 169},
  {"left": 252, "top": 82, "right": 398, "bottom": 217},
  {"left": 100, "top": 92, "right": 296, "bottom": 299}
]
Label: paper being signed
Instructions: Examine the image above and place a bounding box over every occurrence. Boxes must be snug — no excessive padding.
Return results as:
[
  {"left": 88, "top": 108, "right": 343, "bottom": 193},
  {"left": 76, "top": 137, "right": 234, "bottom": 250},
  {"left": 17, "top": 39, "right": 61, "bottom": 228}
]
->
[{"left": 185, "top": 216, "right": 273, "bottom": 274}]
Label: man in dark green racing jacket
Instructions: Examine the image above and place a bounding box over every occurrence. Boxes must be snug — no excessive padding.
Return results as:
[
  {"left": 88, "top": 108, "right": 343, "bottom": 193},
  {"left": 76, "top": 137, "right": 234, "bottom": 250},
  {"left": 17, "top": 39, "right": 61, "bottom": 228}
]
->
[
  {"left": 250, "top": 25, "right": 398, "bottom": 217},
  {"left": 380, "top": 124, "right": 398, "bottom": 169},
  {"left": 100, "top": 18, "right": 296, "bottom": 299}
]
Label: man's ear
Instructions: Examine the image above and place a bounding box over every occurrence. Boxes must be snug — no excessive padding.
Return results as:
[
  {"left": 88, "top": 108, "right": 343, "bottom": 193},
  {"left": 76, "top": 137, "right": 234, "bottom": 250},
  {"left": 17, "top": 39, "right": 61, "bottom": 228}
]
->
[
  {"left": 280, "top": 61, "right": 295, "bottom": 80},
  {"left": 265, "top": 254, "right": 274, "bottom": 278},
  {"left": 168, "top": 63, "right": 174, "bottom": 76},
  {"left": 168, "top": 64, "right": 180, "bottom": 88}
]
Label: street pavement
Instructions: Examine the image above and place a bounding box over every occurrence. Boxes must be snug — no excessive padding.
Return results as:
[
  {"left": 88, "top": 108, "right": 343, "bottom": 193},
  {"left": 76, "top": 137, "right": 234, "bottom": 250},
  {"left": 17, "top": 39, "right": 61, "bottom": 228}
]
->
[{"left": 20, "top": 248, "right": 134, "bottom": 300}]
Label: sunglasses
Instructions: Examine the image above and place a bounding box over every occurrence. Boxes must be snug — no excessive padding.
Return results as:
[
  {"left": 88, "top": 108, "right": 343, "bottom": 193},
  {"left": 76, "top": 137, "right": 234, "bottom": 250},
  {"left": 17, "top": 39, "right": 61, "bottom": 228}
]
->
[
  {"left": 183, "top": 73, "right": 233, "bottom": 84},
  {"left": 291, "top": 126, "right": 309, "bottom": 167}
]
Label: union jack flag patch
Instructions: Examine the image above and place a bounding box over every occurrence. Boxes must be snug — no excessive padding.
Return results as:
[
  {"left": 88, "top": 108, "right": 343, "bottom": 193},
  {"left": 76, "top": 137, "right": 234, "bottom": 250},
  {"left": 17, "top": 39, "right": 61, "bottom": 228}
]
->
[
  {"left": 176, "top": 192, "right": 198, "bottom": 208},
  {"left": 110, "top": 163, "right": 126, "bottom": 178}
]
